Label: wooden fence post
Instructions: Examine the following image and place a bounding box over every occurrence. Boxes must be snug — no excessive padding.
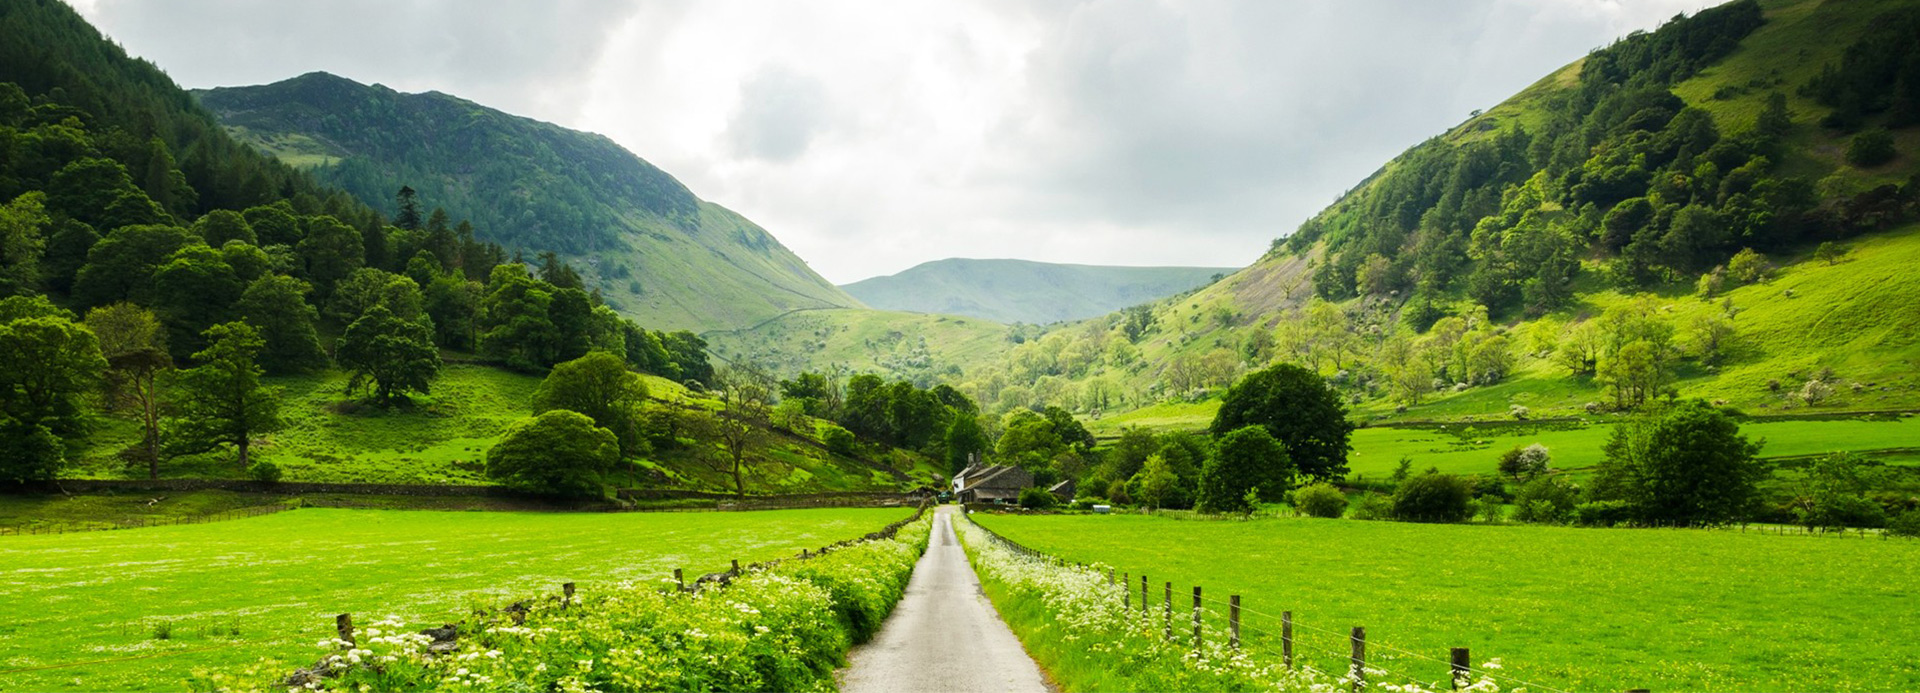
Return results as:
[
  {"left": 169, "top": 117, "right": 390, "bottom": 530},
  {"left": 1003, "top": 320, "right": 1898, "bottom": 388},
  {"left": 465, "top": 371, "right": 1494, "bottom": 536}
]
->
[
  {"left": 1283, "top": 611, "right": 1294, "bottom": 669},
  {"left": 563, "top": 582, "right": 575, "bottom": 607},
  {"left": 335, "top": 613, "right": 355, "bottom": 647},
  {"left": 1140, "top": 574, "right": 1148, "bottom": 616},
  {"left": 1450, "top": 647, "right": 1470, "bottom": 689},
  {"left": 674, "top": 568, "right": 685, "bottom": 592},
  {"left": 1163, "top": 581, "right": 1172, "bottom": 640},
  {"left": 1123, "top": 573, "right": 1130, "bottom": 609},
  {"left": 731, "top": 559, "right": 741, "bottom": 574},
  {"left": 1350, "top": 627, "right": 1366, "bottom": 692},
  {"left": 1229, "top": 595, "right": 1241, "bottom": 650},
  {"left": 1191, "top": 586, "right": 1203, "bottom": 652}
]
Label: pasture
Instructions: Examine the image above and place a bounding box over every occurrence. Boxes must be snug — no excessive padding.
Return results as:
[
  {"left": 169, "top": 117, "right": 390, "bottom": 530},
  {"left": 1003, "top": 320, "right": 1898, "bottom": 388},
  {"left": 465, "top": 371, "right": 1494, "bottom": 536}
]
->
[
  {"left": 973, "top": 512, "right": 1920, "bottom": 692},
  {"left": 0, "top": 506, "right": 913, "bottom": 691}
]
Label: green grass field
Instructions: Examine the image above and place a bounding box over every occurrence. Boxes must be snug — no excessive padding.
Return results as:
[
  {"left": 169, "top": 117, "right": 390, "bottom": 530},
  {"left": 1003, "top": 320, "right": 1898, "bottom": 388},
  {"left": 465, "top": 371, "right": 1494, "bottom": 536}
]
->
[
  {"left": 0, "top": 506, "right": 912, "bottom": 691},
  {"left": 974, "top": 512, "right": 1920, "bottom": 692}
]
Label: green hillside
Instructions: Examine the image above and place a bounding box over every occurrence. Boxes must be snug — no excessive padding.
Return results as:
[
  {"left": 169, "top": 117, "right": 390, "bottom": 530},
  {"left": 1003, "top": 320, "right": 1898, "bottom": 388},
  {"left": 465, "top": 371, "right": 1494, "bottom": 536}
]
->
[
  {"left": 841, "top": 258, "right": 1231, "bottom": 325},
  {"left": 706, "top": 307, "right": 1014, "bottom": 387},
  {"left": 950, "top": 0, "right": 1920, "bottom": 431},
  {"left": 194, "top": 72, "right": 859, "bottom": 331}
]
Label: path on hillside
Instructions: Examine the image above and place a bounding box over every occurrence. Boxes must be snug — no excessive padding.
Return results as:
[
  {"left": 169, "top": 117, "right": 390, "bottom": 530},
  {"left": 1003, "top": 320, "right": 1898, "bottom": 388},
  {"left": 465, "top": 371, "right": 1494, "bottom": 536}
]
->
[{"left": 837, "top": 506, "right": 1051, "bottom": 693}]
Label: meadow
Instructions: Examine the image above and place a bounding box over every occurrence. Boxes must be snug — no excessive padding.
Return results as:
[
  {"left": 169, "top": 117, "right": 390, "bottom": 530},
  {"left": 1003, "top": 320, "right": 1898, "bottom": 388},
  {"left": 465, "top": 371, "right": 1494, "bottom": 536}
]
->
[
  {"left": 972, "top": 512, "right": 1920, "bottom": 692},
  {"left": 0, "top": 506, "right": 913, "bottom": 691}
]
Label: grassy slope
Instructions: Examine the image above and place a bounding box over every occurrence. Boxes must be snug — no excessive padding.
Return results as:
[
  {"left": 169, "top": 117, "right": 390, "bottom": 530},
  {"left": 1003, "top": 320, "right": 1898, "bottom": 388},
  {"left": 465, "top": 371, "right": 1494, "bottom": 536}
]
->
[
  {"left": 0, "top": 507, "right": 912, "bottom": 691},
  {"left": 64, "top": 364, "right": 935, "bottom": 493},
  {"left": 705, "top": 308, "right": 1013, "bottom": 384},
  {"left": 840, "top": 258, "right": 1233, "bottom": 325},
  {"left": 976, "top": 512, "right": 1920, "bottom": 692}
]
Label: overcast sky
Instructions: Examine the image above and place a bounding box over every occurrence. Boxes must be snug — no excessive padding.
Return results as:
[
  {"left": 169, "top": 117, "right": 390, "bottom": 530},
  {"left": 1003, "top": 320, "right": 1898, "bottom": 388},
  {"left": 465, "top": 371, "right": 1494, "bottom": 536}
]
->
[{"left": 72, "top": 0, "right": 1720, "bottom": 283}]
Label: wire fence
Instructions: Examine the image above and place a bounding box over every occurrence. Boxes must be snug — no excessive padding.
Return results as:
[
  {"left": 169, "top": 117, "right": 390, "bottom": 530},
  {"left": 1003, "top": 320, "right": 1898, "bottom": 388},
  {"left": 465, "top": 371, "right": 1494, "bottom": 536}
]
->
[
  {"left": 0, "top": 503, "right": 297, "bottom": 536},
  {"left": 964, "top": 511, "right": 1584, "bottom": 693}
]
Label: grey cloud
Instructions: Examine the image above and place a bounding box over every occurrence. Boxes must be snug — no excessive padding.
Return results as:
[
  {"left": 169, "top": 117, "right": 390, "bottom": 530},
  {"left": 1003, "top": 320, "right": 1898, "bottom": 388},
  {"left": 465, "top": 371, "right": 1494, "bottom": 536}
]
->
[
  {"left": 725, "top": 66, "right": 831, "bottom": 163},
  {"left": 81, "top": 0, "right": 640, "bottom": 123}
]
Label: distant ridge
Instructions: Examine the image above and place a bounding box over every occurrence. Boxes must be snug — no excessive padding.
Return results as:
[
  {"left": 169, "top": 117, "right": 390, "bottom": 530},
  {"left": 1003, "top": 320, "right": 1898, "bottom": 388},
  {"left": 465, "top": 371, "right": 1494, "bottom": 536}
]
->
[
  {"left": 841, "top": 258, "right": 1231, "bottom": 324},
  {"left": 194, "top": 72, "right": 858, "bottom": 331}
]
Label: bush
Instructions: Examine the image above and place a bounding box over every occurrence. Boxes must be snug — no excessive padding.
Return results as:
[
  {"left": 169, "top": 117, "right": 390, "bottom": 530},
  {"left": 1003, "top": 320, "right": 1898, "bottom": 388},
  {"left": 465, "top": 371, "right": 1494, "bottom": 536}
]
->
[
  {"left": 484, "top": 410, "right": 619, "bottom": 498},
  {"left": 1573, "top": 500, "right": 1633, "bottom": 527},
  {"left": 1472, "top": 496, "right": 1506, "bottom": 523},
  {"left": 1845, "top": 128, "right": 1896, "bottom": 167},
  {"left": 247, "top": 460, "right": 282, "bottom": 483},
  {"left": 1078, "top": 476, "right": 1111, "bottom": 500},
  {"left": 1889, "top": 510, "right": 1920, "bottom": 538},
  {"left": 1390, "top": 472, "right": 1474, "bottom": 523},
  {"left": 1350, "top": 493, "right": 1393, "bottom": 520},
  {"left": 1292, "top": 483, "right": 1348, "bottom": 518},
  {"left": 820, "top": 423, "right": 858, "bottom": 457},
  {"left": 1019, "top": 487, "right": 1057, "bottom": 509},
  {"left": 1512, "top": 476, "right": 1579, "bottom": 523}
]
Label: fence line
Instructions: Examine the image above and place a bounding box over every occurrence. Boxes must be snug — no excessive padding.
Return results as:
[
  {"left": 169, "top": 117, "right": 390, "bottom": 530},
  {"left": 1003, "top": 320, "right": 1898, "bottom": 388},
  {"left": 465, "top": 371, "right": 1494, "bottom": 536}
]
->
[
  {"left": 963, "top": 510, "right": 1588, "bottom": 693},
  {"left": 0, "top": 502, "right": 297, "bottom": 537}
]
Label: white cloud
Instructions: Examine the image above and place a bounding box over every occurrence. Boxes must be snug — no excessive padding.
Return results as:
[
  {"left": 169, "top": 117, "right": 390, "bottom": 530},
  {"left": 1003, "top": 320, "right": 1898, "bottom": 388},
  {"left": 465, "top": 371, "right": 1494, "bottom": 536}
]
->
[{"left": 73, "top": 0, "right": 1721, "bottom": 283}]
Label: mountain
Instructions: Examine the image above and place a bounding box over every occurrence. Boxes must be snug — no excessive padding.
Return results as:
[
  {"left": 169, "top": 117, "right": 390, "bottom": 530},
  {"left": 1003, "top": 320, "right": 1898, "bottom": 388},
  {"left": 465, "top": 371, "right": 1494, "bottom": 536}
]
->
[
  {"left": 951, "top": 0, "right": 1920, "bottom": 426},
  {"left": 193, "top": 72, "right": 859, "bottom": 331},
  {"left": 841, "top": 259, "right": 1231, "bottom": 325}
]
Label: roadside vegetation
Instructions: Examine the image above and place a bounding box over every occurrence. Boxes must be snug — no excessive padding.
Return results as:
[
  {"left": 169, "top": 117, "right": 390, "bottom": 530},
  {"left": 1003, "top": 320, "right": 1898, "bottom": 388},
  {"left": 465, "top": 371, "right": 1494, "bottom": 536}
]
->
[{"left": 0, "top": 506, "right": 913, "bottom": 692}]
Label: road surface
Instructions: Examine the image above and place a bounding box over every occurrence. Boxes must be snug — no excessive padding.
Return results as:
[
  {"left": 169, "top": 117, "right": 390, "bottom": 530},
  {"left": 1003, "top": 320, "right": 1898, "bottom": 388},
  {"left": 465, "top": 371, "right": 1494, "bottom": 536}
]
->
[{"left": 838, "top": 505, "right": 1051, "bottom": 693}]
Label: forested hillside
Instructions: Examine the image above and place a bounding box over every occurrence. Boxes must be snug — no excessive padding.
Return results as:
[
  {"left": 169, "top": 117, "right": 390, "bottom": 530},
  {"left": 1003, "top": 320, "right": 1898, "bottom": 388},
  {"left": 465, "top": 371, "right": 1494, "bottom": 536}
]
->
[
  {"left": 948, "top": 0, "right": 1920, "bottom": 425},
  {"left": 194, "top": 72, "right": 859, "bottom": 331},
  {"left": 841, "top": 258, "right": 1230, "bottom": 325}
]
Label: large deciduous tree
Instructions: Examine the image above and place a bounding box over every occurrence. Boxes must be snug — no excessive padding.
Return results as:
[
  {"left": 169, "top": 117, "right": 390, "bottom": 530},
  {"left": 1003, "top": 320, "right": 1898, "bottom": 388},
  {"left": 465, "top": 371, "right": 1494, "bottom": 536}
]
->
[
  {"left": 336, "top": 305, "right": 441, "bottom": 405},
  {"left": 166, "top": 321, "right": 281, "bottom": 469},
  {"left": 1210, "top": 363, "right": 1354, "bottom": 481},
  {"left": 531, "top": 350, "right": 650, "bottom": 458},
  {"left": 486, "top": 410, "right": 617, "bottom": 498},
  {"left": 1591, "top": 400, "right": 1764, "bottom": 525},
  {"left": 0, "top": 297, "right": 105, "bottom": 481},
  {"left": 1199, "top": 425, "right": 1293, "bottom": 513},
  {"left": 236, "top": 274, "right": 328, "bottom": 374},
  {"left": 85, "top": 303, "right": 171, "bottom": 478}
]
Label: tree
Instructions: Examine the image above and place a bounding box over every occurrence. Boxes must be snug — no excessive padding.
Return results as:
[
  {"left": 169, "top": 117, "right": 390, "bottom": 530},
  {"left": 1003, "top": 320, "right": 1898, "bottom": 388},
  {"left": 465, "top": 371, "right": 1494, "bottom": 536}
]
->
[
  {"left": 191, "top": 210, "right": 255, "bottom": 247},
  {"left": 1355, "top": 253, "right": 1396, "bottom": 296},
  {"left": 0, "top": 192, "right": 49, "bottom": 297},
  {"left": 336, "top": 305, "right": 441, "bottom": 405},
  {"left": 1793, "top": 452, "right": 1887, "bottom": 530},
  {"left": 0, "top": 298, "right": 105, "bottom": 477},
  {"left": 1812, "top": 242, "right": 1847, "bottom": 266},
  {"left": 1593, "top": 400, "right": 1764, "bottom": 525},
  {"left": 152, "top": 244, "right": 243, "bottom": 360},
  {"left": 1390, "top": 471, "right": 1474, "bottom": 523},
  {"left": 1130, "top": 454, "right": 1180, "bottom": 510},
  {"left": 1688, "top": 313, "right": 1736, "bottom": 366},
  {"left": 243, "top": 203, "right": 302, "bottom": 247},
  {"left": 0, "top": 415, "right": 63, "bottom": 484},
  {"left": 485, "top": 410, "right": 617, "bottom": 498},
  {"left": 424, "top": 274, "right": 482, "bottom": 350},
  {"left": 1497, "top": 443, "right": 1551, "bottom": 481},
  {"left": 479, "top": 265, "right": 556, "bottom": 371},
  {"left": 295, "top": 216, "right": 364, "bottom": 298},
  {"left": 327, "top": 268, "right": 428, "bottom": 326},
  {"left": 86, "top": 303, "right": 171, "bottom": 478},
  {"left": 532, "top": 351, "right": 649, "bottom": 458},
  {"left": 1725, "top": 248, "right": 1769, "bottom": 284},
  {"left": 71, "top": 224, "right": 199, "bottom": 308},
  {"left": 1755, "top": 92, "right": 1792, "bottom": 139},
  {"left": 944, "top": 411, "right": 989, "bottom": 474},
  {"left": 235, "top": 274, "right": 328, "bottom": 374},
  {"left": 166, "top": 322, "right": 280, "bottom": 469},
  {"left": 1199, "top": 425, "right": 1292, "bottom": 513},
  {"left": 1210, "top": 363, "right": 1354, "bottom": 480},
  {"left": 394, "top": 186, "right": 423, "bottom": 231},
  {"left": 709, "top": 389, "right": 773, "bottom": 497},
  {"left": 1292, "top": 483, "right": 1348, "bottom": 518},
  {"left": 1597, "top": 340, "right": 1671, "bottom": 409},
  {"left": 1845, "top": 128, "right": 1896, "bottom": 168}
]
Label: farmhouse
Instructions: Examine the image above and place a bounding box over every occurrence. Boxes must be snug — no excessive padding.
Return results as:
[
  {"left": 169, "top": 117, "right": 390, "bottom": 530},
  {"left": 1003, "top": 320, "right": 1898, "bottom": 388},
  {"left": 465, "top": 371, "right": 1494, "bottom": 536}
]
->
[
  {"left": 1047, "top": 478, "right": 1075, "bottom": 501},
  {"left": 954, "top": 464, "right": 1033, "bottom": 504}
]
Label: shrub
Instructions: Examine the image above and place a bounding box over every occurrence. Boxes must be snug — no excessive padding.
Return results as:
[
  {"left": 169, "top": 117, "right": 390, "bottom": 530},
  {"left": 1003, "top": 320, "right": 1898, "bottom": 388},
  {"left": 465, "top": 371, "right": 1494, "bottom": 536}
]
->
[
  {"left": 820, "top": 423, "right": 858, "bottom": 457},
  {"left": 1512, "top": 476, "right": 1579, "bottom": 523},
  {"left": 1292, "top": 482, "right": 1349, "bottom": 518},
  {"left": 1391, "top": 472, "right": 1474, "bottom": 523},
  {"left": 1019, "top": 488, "right": 1057, "bottom": 509},
  {"left": 1497, "top": 443, "right": 1551, "bottom": 480},
  {"left": 1472, "top": 496, "right": 1506, "bottom": 523},
  {"left": 1845, "top": 128, "right": 1896, "bottom": 167},
  {"left": 1079, "top": 475, "right": 1111, "bottom": 500},
  {"left": 484, "top": 410, "right": 619, "bottom": 498},
  {"left": 1350, "top": 493, "right": 1393, "bottom": 520},
  {"left": 1889, "top": 510, "right": 1920, "bottom": 538},
  {"left": 247, "top": 460, "right": 283, "bottom": 483},
  {"left": 1573, "top": 500, "right": 1633, "bottom": 527}
]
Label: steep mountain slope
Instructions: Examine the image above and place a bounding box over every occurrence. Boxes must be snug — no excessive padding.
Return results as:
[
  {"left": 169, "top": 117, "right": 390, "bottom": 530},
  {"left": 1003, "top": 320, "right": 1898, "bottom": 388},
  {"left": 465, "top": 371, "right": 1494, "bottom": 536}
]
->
[
  {"left": 194, "top": 72, "right": 859, "bottom": 331},
  {"left": 841, "top": 258, "right": 1231, "bottom": 325},
  {"left": 954, "top": 0, "right": 1920, "bottom": 425}
]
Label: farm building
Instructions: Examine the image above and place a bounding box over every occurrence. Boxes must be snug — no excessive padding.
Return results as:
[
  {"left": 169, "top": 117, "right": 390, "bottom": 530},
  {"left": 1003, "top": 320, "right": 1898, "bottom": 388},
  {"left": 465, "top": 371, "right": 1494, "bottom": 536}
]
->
[
  {"left": 954, "top": 465, "right": 1032, "bottom": 504},
  {"left": 1047, "top": 478, "right": 1075, "bottom": 501}
]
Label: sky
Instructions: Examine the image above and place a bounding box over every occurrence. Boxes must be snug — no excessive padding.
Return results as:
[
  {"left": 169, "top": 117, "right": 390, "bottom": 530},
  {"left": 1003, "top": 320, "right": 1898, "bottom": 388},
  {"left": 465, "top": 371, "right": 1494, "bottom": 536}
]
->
[{"left": 71, "top": 0, "right": 1721, "bottom": 284}]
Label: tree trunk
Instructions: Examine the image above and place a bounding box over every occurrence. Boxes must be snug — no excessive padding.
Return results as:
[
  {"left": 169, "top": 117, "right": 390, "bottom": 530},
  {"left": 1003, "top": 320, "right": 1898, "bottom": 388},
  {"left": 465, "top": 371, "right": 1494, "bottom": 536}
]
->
[
  {"left": 731, "top": 454, "right": 746, "bottom": 498},
  {"left": 238, "top": 437, "right": 250, "bottom": 469}
]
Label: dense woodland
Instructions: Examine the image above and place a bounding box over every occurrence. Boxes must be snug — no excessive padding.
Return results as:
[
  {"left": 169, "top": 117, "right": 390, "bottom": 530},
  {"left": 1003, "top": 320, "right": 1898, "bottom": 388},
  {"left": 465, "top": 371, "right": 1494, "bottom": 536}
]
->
[{"left": 0, "top": 0, "right": 718, "bottom": 485}]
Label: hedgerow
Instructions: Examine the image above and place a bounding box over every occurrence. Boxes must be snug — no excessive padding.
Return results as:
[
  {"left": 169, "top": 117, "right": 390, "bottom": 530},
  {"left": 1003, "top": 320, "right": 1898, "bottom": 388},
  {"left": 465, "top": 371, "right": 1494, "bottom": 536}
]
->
[{"left": 198, "top": 512, "right": 930, "bottom": 692}]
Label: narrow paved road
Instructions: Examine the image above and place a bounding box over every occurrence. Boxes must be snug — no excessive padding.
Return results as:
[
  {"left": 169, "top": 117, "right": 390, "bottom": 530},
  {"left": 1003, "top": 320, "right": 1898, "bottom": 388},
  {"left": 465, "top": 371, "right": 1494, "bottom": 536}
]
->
[{"left": 838, "top": 505, "right": 1051, "bottom": 693}]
